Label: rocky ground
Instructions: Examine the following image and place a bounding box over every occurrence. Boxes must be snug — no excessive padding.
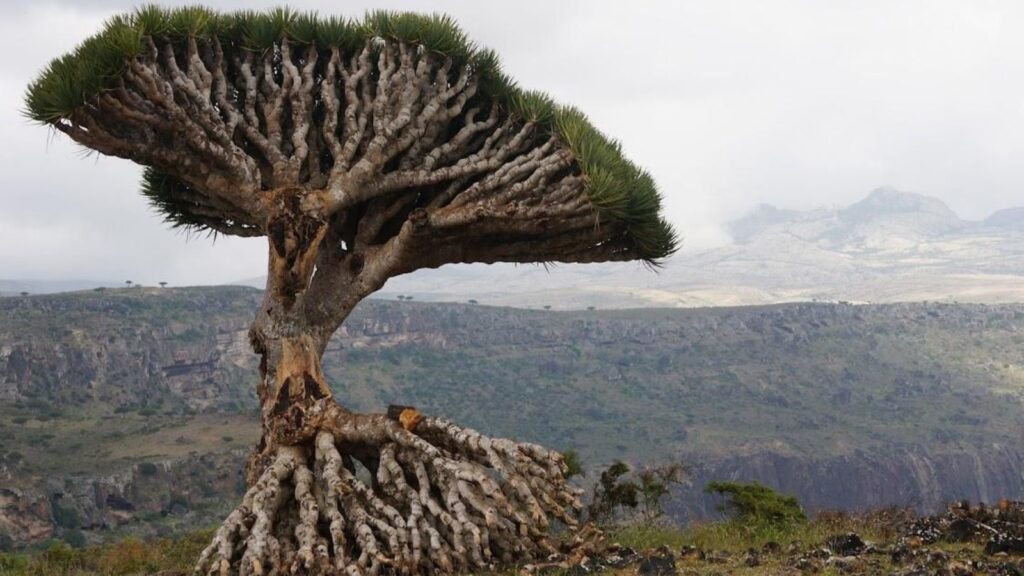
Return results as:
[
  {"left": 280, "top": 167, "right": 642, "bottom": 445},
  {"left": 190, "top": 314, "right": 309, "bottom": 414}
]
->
[
  {"left": 2, "top": 501, "right": 1024, "bottom": 575},
  {"left": 555, "top": 501, "right": 1024, "bottom": 576}
]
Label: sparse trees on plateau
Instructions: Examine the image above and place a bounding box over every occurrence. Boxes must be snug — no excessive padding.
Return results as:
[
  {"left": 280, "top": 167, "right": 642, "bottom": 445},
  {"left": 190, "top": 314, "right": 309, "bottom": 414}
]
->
[{"left": 26, "top": 7, "right": 676, "bottom": 575}]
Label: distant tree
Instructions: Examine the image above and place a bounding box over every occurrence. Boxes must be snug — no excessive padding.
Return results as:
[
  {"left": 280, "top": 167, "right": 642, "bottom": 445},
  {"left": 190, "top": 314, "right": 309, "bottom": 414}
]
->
[
  {"left": 636, "top": 462, "right": 687, "bottom": 520},
  {"left": 124, "top": 280, "right": 132, "bottom": 288},
  {"left": 26, "top": 7, "right": 675, "bottom": 574},
  {"left": 705, "top": 481, "right": 806, "bottom": 527},
  {"left": 468, "top": 299, "right": 479, "bottom": 304},
  {"left": 158, "top": 281, "right": 167, "bottom": 288},
  {"left": 587, "top": 461, "right": 639, "bottom": 525},
  {"left": 587, "top": 306, "right": 596, "bottom": 311},
  {"left": 19, "top": 292, "right": 28, "bottom": 297},
  {"left": 543, "top": 305, "right": 552, "bottom": 310}
]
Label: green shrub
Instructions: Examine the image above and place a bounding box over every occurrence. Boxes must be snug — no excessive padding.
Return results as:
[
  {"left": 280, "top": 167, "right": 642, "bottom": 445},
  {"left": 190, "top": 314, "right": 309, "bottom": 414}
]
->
[
  {"left": 562, "top": 449, "right": 583, "bottom": 479},
  {"left": 587, "top": 461, "right": 638, "bottom": 525},
  {"left": 705, "top": 480, "right": 806, "bottom": 527},
  {"left": 61, "top": 529, "right": 87, "bottom": 548},
  {"left": 167, "top": 492, "right": 189, "bottom": 510},
  {"left": 137, "top": 462, "right": 158, "bottom": 476},
  {"left": 51, "top": 502, "right": 80, "bottom": 530}
]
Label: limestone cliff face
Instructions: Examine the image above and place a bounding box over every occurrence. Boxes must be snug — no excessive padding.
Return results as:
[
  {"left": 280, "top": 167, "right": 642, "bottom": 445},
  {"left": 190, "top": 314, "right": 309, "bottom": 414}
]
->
[
  {"left": 0, "top": 287, "right": 260, "bottom": 411},
  {"left": 1, "top": 451, "right": 247, "bottom": 548},
  {"left": 677, "top": 445, "right": 1024, "bottom": 520}
]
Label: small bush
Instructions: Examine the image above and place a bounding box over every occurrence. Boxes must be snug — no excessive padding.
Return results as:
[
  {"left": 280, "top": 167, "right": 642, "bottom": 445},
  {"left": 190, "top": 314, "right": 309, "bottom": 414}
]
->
[
  {"left": 61, "top": 529, "right": 87, "bottom": 548},
  {"left": 562, "top": 449, "right": 583, "bottom": 479},
  {"left": 587, "top": 461, "right": 638, "bottom": 525},
  {"left": 51, "top": 503, "right": 80, "bottom": 530},
  {"left": 137, "top": 462, "right": 158, "bottom": 476},
  {"left": 637, "top": 463, "right": 687, "bottom": 520},
  {"left": 705, "top": 480, "right": 806, "bottom": 527}
]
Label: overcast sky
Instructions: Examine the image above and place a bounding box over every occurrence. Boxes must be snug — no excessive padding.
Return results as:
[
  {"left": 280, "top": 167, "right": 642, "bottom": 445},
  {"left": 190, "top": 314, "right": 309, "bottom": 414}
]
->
[{"left": 2, "top": 0, "right": 1023, "bottom": 284}]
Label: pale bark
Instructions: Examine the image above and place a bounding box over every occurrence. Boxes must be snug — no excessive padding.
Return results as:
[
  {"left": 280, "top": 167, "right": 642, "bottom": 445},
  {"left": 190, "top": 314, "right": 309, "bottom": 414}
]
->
[
  {"left": 49, "top": 32, "right": 615, "bottom": 575},
  {"left": 187, "top": 208, "right": 581, "bottom": 574},
  {"left": 54, "top": 35, "right": 637, "bottom": 270}
]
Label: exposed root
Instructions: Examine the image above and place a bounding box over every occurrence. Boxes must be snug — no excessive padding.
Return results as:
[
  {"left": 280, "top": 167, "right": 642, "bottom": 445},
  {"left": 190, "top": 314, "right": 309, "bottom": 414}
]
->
[{"left": 195, "top": 411, "right": 581, "bottom": 575}]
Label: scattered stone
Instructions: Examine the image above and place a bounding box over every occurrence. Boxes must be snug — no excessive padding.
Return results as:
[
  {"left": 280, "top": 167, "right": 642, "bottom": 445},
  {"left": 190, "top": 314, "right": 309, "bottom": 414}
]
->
[
  {"left": 991, "top": 561, "right": 1024, "bottom": 576},
  {"left": 808, "top": 547, "right": 831, "bottom": 560},
  {"left": 826, "top": 556, "right": 862, "bottom": 574},
  {"left": 637, "top": 546, "right": 677, "bottom": 576},
  {"left": 603, "top": 545, "right": 639, "bottom": 569},
  {"left": 891, "top": 544, "right": 916, "bottom": 566},
  {"left": 946, "top": 560, "right": 973, "bottom": 576},
  {"left": 947, "top": 518, "right": 979, "bottom": 542},
  {"left": 762, "top": 540, "right": 781, "bottom": 554},
  {"left": 743, "top": 549, "right": 760, "bottom": 567},
  {"left": 563, "top": 562, "right": 593, "bottom": 576},
  {"left": 927, "top": 550, "right": 950, "bottom": 565},
  {"left": 826, "top": 532, "right": 866, "bottom": 556},
  {"left": 987, "top": 535, "right": 1024, "bottom": 556},
  {"left": 791, "top": 555, "right": 821, "bottom": 573},
  {"left": 678, "top": 544, "right": 698, "bottom": 558}
]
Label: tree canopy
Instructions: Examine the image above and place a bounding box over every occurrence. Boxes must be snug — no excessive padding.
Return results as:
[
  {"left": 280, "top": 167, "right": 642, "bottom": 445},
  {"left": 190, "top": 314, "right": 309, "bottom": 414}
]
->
[{"left": 26, "top": 6, "right": 676, "bottom": 266}]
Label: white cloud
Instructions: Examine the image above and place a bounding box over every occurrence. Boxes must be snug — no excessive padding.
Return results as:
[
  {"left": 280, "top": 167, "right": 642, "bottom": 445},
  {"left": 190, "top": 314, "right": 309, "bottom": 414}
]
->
[{"left": 2, "top": 0, "right": 1022, "bottom": 283}]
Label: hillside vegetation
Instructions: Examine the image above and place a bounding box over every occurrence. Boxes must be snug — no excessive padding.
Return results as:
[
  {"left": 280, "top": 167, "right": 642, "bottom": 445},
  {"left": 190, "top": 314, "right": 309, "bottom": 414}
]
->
[{"left": 1, "top": 287, "right": 1024, "bottom": 547}]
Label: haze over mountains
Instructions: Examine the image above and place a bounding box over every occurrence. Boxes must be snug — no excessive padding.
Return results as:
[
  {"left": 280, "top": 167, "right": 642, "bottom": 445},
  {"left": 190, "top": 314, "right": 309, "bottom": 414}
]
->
[
  {"left": 362, "top": 188, "right": 1024, "bottom": 309},
  {"left": 2, "top": 188, "right": 1021, "bottom": 307}
]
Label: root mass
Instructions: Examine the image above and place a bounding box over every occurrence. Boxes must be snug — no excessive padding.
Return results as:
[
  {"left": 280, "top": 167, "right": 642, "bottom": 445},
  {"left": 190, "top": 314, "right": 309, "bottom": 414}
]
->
[{"left": 196, "top": 411, "right": 580, "bottom": 576}]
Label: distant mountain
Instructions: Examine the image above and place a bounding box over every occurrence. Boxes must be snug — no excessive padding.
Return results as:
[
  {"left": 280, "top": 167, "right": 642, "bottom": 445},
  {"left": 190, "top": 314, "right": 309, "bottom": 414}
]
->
[
  {"left": 986, "top": 207, "right": 1024, "bottom": 228},
  {"left": 354, "top": 188, "right": 1024, "bottom": 308},
  {"left": 21, "top": 189, "right": 1018, "bottom": 308}
]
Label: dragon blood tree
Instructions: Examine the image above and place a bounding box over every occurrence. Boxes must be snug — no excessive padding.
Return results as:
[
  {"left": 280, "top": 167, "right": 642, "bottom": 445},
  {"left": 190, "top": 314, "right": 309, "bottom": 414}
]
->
[{"left": 26, "top": 7, "right": 676, "bottom": 575}]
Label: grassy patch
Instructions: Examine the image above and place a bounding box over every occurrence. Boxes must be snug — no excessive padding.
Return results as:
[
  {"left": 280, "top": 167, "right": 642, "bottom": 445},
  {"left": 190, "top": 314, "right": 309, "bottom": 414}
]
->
[{"left": 0, "top": 531, "right": 210, "bottom": 576}]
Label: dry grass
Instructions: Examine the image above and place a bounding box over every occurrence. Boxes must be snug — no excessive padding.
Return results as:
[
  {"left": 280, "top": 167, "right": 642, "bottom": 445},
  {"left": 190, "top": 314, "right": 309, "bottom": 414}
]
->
[{"left": 0, "top": 531, "right": 210, "bottom": 576}]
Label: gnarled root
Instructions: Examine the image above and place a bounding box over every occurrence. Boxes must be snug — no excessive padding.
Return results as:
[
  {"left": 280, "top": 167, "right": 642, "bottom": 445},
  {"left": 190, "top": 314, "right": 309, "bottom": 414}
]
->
[{"left": 195, "top": 411, "right": 581, "bottom": 575}]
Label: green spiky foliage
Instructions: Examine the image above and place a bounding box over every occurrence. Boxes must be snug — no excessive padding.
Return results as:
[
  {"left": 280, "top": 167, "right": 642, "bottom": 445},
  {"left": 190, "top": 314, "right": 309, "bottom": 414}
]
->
[{"left": 25, "top": 5, "right": 677, "bottom": 262}]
